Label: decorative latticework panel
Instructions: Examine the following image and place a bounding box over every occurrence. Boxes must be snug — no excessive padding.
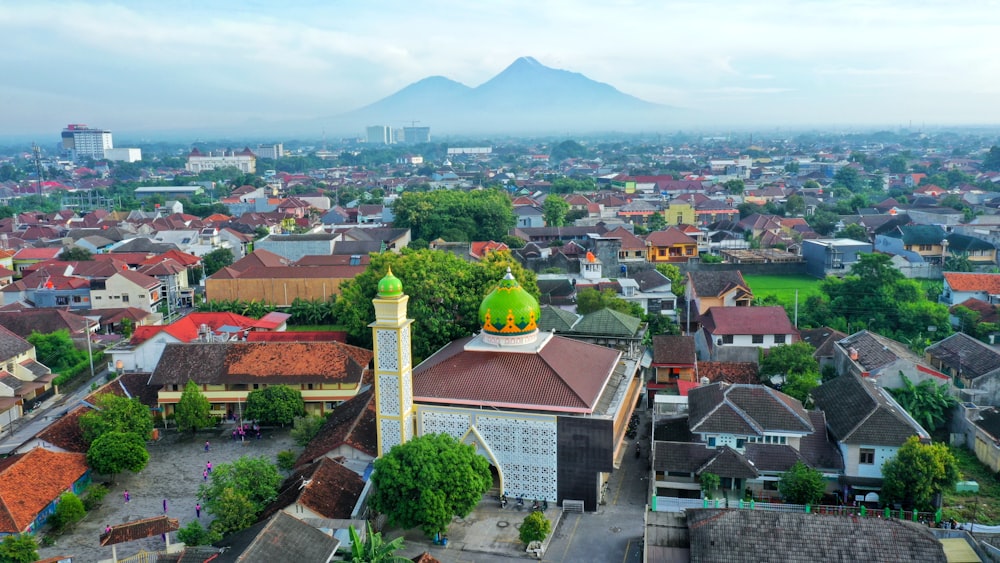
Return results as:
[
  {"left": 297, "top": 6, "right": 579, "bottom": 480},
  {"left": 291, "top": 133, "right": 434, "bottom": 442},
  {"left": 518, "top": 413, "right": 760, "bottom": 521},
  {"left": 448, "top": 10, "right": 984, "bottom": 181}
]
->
[
  {"left": 380, "top": 419, "right": 402, "bottom": 452},
  {"left": 376, "top": 330, "right": 398, "bottom": 371},
  {"left": 400, "top": 371, "right": 413, "bottom": 413},
  {"left": 378, "top": 375, "right": 400, "bottom": 416},
  {"left": 421, "top": 411, "right": 473, "bottom": 439},
  {"left": 476, "top": 415, "right": 558, "bottom": 502},
  {"left": 400, "top": 325, "right": 411, "bottom": 368}
]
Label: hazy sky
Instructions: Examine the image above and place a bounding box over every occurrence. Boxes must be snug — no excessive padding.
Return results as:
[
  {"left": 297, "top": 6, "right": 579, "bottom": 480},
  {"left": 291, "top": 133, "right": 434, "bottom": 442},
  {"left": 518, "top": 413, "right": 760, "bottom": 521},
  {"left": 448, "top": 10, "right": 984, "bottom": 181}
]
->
[{"left": 2, "top": 0, "right": 999, "bottom": 137}]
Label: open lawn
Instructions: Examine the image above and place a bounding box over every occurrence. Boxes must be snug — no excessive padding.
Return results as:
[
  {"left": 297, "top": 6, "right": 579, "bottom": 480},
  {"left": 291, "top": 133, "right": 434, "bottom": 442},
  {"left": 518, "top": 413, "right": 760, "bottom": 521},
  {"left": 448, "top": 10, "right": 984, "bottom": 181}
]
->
[
  {"left": 942, "top": 446, "right": 1000, "bottom": 525},
  {"left": 742, "top": 274, "right": 824, "bottom": 307}
]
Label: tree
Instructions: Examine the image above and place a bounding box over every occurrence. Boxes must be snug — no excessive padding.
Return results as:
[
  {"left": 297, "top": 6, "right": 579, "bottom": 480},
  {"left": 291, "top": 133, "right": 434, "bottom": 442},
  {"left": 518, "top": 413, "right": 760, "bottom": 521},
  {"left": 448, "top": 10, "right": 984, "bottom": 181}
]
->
[
  {"left": 699, "top": 472, "right": 720, "bottom": 499},
  {"left": 200, "top": 456, "right": 282, "bottom": 517},
  {"left": 833, "top": 166, "right": 864, "bottom": 192},
  {"left": 575, "top": 287, "right": 644, "bottom": 317},
  {"left": 207, "top": 487, "right": 257, "bottom": 536},
  {"left": 291, "top": 414, "right": 326, "bottom": 446},
  {"left": 79, "top": 393, "right": 153, "bottom": 444},
  {"left": 334, "top": 249, "right": 537, "bottom": 362},
  {"left": 349, "top": 521, "right": 408, "bottom": 563},
  {"left": 982, "top": 146, "right": 1000, "bottom": 172},
  {"left": 944, "top": 252, "right": 973, "bottom": 273},
  {"left": 838, "top": 223, "right": 869, "bottom": 242},
  {"left": 777, "top": 461, "right": 825, "bottom": 505},
  {"left": 647, "top": 212, "right": 667, "bottom": 232},
  {"left": 542, "top": 195, "right": 570, "bottom": 227},
  {"left": 881, "top": 437, "right": 960, "bottom": 510},
  {"left": 86, "top": 431, "right": 150, "bottom": 481},
  {"left": 723, "top": 179, "right": 745, "bottom": 195},
  {"left": 203, "top": 247, "right": 234, "bottom": 276},
  {"left": 176, "top": 520, "right": 221, "bottom": 546},
  {"left": 549, "top": 140, "right": 587, "bottom": 162},
  {"left": 519, "top": 511, "right": 552, "bottom": 545},
  {"left": 784, "top": 194, "right": 805, "bottom": 216},
  {"left": 0, "top": 534, "right": 38, "bottom": 563},
  {"left": 887, "top": 374, "right": 958, "bottom": 433},
  {"left": 61, "top": 246, "right": 93, "bottom": 261},
  {"left": 27, "top": 329, "right": 87, "bottom": 373},
  {"left": 759, "top": 342, "right": 821, "bottom": 403},
  {"left": 245, "top": 385, "right": 305, "bottom": 426},
  {"left": 370, "top": 433, "right": 491, "bottom": 536},
  {"left": 48, "top": 492, "right": 86, "bottom": 532},
  {"left": 391, "top": 189, "right": 515, "bottom": 242},
  {"left": 175, "top": 380, "right": 214, "bottom": 433},
  {"left": 654, "top": 264, "right": 685, "bottom": 298}
]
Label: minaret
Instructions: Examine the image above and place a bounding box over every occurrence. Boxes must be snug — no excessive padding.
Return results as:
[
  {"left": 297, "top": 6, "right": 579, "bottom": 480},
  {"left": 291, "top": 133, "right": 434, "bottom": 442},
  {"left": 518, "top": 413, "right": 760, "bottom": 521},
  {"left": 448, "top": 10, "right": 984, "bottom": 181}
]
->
[{"left": 370, "top": 268, "right": 415, "bottom": 457}]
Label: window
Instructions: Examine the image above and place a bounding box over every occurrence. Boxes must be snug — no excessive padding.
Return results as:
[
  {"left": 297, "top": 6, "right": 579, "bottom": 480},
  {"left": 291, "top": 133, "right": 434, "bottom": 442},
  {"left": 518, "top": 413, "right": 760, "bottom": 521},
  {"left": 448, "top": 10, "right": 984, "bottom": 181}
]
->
[
  {"left": 306, "top": 383, "right": 314, "bottom": 390},
  {"left": 722, "top": 335, "right": 734, "bottom": 344},
  {"left": 252, "top": 384, "right": 259, "bottom": 390},
  {"left": 707, "top": 437, "right": 717, "bottom": 447},
  {"left": 860, "top": 448, "right": 875, "bottom": 464},
  {"left": 56, "top": 297, "right": 69, "bottom": 305},
  {"left": 658, "top": 248, "right": 667, "bottom": 257},
  {"left": 918, "top": 244, "right": 933, "bottom": 251},
  {"left": 121, "top": 293, "right": 129, "bottom": 303},
  {"left": 752, "top": 334, "right": 764, "bottom": 344},
  {"left": 72, "top": 295, "right": 83, "bottom": 303},
  {"left": 736, "top": 439, "right": 746, "bottom": 449},
  {"left": 774, "top": 334, "right": 786, "bottom": 344}
]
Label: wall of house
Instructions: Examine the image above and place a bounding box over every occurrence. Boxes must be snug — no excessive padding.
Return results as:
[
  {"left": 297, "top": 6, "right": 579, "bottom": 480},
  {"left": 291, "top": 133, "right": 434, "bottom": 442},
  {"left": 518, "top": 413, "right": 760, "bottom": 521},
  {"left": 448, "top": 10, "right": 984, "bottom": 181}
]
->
[
  {"left": 842, "top": 443, "right": 896, "bottom": 478},
  {"left": 206, "top": 277, "right": 353, "bottom": 306},
  {"left": 874, "top": 359, "right": 948, "bottom": 391},
  {"left": 557, "top": 415, "right": 614, "bottom": 512},
  {"left": 111, "top": 333, "right": 178, "bottom": 373},
  {"left": 973, "top": 433, "right": 1000, "bottom": 473},
  {"left": 969, "top": 375, "right": 1000, "bottom": 407},
  {"left": 680, "top": 262, "right": 808, "bottom": 276},
  {"left": 93, "top": 276, "right": 161, "bottom": 313},
  {"left": 0, "top": 402, "right": 20, "bottom": 434},
  {"left": 713, "top": 333, "right": 795, "bottom": 349},
  {"left": 33, "top": 288, "right": 93, "bottom": 310}
]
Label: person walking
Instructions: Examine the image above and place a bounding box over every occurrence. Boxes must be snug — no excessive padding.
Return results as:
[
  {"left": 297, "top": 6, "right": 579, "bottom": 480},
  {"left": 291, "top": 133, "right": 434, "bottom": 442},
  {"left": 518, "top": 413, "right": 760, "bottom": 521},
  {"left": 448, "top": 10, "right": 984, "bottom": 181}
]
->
[
  {"left": 205, "top": 441, "right": 210, "bottom": 452},
  {"left": 196, "top": 503, "right": 201, "bottom": 518},
  {"left": 206, "top": 461, "right": 212, "bottom": 473},
  {"left": 105, "top": 525, "right": 112, "bottom": 534},
  {"left": 163, "top": 498, "right": 168, "bottom": 513},
  {"left": 203, "top": 468, "right": 208, "bottom": 481},
  {"left": 124, "top": 490, "right": 130, "bottom": 503}
]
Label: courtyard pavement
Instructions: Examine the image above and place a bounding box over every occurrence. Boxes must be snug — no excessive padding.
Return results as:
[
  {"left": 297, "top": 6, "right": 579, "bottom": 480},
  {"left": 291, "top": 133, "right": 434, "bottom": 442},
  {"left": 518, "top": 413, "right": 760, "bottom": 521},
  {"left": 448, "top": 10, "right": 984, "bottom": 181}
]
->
[{"left": 35, "top": 424, "right": 297, "bottom": 563}]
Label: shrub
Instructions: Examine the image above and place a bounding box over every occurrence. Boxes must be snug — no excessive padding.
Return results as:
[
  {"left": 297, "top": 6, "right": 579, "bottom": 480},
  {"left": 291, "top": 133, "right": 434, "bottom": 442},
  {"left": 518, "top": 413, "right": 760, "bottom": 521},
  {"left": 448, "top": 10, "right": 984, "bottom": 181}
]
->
[
  {"left": 177, "top": 520, "right": 221, "bottom": 546},
  {"left": 49, "top": 492, "right": 85, "bottom": 533},
  {"left": 82, "top": 484, "right": 109, "bottom": 511},
  {"left": 290, "top": 415, "right": 325, "bottom": 446},
  {"left": 519, "top": 511, "right": 551, "bottom": 545},
  {"left": 276, "top": 450, "right": 297, "bottom": 471}
]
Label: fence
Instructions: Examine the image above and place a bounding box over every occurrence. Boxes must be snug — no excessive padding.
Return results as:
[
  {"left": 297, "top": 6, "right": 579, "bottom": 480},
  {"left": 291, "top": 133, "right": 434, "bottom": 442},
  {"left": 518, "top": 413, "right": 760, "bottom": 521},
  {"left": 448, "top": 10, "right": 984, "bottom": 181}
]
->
[{"left": 652, "top": 496, "right": 940, "bottom": 523}]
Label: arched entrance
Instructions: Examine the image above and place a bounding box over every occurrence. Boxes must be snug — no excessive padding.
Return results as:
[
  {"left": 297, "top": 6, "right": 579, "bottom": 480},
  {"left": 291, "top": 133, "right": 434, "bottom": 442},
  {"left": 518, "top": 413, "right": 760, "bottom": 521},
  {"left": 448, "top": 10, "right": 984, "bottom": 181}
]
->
[{"left": 461, "top": 425, "right": 505, "bottom": 495}]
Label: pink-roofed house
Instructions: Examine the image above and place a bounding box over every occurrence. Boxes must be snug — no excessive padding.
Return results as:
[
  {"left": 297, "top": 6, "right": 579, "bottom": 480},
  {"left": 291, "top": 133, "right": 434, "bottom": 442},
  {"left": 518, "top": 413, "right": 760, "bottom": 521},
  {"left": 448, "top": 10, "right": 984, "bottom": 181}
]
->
[
  {"left": 12, "top": 248, "right": 62, "bottom": 276},
  {"left": 697, "top": 306, "right": 798, "bottom": 360}
]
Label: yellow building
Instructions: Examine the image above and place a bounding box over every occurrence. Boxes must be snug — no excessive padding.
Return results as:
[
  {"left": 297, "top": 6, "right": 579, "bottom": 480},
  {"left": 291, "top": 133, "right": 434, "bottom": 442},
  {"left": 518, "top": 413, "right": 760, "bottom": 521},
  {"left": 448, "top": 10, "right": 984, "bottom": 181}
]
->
[{"left": 664, "top": 200, "right": 695, "bottom": 226}]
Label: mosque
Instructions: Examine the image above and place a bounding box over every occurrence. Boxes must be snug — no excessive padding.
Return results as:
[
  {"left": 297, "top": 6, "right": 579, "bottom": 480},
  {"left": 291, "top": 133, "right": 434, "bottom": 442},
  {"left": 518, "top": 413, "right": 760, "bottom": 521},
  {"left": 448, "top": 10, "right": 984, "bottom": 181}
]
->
[{"left": 371, "top": 268, "right": 641, "bottom": 510}]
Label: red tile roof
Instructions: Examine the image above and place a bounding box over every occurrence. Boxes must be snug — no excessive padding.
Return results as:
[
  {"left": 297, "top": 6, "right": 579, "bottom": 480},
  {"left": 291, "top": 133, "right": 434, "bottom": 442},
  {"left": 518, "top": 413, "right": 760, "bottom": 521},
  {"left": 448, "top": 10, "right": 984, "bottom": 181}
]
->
[
  {"left": 701, "top": 306, "right": 797, "bottom": 336},
  {"left": 130, "top": 312, "right": 257, "bottom": 344},
  {"left": 645, "top": 228, "right": 697, "bottom": 247},
  {"left": 100, "top": 515, "right": 179, "bottom": 546},
  {"left": 297, "top": 387, "right": 377, "bottom": 465},
  {"left": 696, "top": 362, "right": 759, "bottom": 385},
  {"left": 0, "top": 448, "right": 89, "bottom": 533},
  {"left": 943, "top": 272, "right": 1000, "bottom": 294},
  {"left": 413, "top": 335, "right": 621, "bottom": 413},
  {"left": 12, "top": 247, "right": 62, "bottom": 261},
  {"left": 296, "top": 458, "right": 366, "bottom": 519},
  {"left": 246, "top": 331, "right": 346, "bottom": 343}
]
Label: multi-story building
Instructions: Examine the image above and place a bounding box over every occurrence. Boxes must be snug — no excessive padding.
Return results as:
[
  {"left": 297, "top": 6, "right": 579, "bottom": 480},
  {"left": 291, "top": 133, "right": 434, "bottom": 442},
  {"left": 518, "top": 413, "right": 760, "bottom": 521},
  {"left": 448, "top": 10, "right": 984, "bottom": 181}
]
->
[
  {"left": 61, "top": 124, "right": 113, "bottom": 160},
  {"left": 401, "top": 126, "right": 430, "bottom": 144},
  {"left": 253, "top": 143, "right": 284, "bottom": 160},
  {"left": 365, "top": 126, "right": 392, "bottom": 145},
  {"left": 185, "top": 148, "right": 256, "bottom": 173}
]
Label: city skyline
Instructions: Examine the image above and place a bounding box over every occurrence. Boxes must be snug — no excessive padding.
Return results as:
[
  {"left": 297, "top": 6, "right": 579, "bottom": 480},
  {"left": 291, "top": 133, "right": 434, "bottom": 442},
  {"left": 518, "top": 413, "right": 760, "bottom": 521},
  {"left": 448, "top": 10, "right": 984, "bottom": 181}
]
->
[{"left": 2, "top": 1, "right": 999, "bottom": 138}]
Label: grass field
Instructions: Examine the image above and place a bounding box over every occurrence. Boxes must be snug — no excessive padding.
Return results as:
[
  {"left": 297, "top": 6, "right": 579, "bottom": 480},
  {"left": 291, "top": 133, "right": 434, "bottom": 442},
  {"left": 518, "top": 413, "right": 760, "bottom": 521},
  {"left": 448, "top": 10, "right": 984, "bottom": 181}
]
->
[{"left": 742, "top": 274, "right": 825, "bottom": 307}]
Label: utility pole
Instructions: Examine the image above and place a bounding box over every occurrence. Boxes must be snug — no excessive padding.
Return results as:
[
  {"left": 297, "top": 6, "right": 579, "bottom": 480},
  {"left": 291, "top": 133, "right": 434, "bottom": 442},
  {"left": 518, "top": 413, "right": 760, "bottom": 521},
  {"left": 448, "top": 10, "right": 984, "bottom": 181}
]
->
[
  {"left": 794, "top": 289, "right": 799, "bottom": 328},
  {"left": 31, "top": 143, "right": 43, "bottom": 197}
]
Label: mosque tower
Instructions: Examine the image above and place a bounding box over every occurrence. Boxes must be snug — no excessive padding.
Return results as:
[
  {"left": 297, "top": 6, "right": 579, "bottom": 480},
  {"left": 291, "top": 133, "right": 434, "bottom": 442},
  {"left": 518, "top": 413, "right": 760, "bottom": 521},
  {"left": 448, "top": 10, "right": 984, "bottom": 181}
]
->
[{"left": 370, "top": 268, "right": 415, "bottom": 457}]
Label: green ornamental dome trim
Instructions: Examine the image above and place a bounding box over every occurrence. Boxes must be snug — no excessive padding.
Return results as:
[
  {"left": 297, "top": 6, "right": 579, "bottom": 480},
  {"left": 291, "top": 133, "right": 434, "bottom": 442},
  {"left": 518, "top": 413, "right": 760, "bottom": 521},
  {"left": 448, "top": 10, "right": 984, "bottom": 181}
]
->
[
  {"left": 478, "top": 267, "right": 540, "bottom": 336},
  {"left": 377, "top": 267, "right": 404, "bottom": 298}
]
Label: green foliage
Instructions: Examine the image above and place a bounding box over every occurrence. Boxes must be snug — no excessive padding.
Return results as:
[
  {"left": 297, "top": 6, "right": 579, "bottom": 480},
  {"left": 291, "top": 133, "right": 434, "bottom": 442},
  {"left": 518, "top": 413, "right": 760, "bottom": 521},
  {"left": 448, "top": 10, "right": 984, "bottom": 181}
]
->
[
  {"left": 542, "top": 195, "right": 570, "bottom": 227},
  {"left": 723, "top": 179, "right": 745, "bottom": 195},
  {"left": 176, "top": 520, "right": 221, "bottom": 546},
  {"left": 881, "top": 437, "right": 960, "bottom": 511},
  {"left": 200, "top": 455, "right": 282, "bottom": 517},
  {"left": 700, "top": 254, "right": 723, "bottom": 264},
  {"left": 291, "top": 414, "right": 325, "bottom": 446},
  {"left": 699, "top": 472, "right": 720, "bottom": 499},
  {"left": 833, "top": 166, "right": 864, "bottom": 192},
  {"left": 87, "top": 431, "right": 150, "bottom": 480},
  {"left": 839, "top": 223, "right": 869, "bottom": 242},
  {"left": 207, "top": 487, "right": 257, "bottom": 536},
  {"left": 647, "top": 212, "right": 667, "bottom": 232},
  {"left": 654, "top": 264, "right": 685, "bottom": 298},
  {"left": 82, "top": 483, "right": 109, "bottom": 511},
  {"left": 982, "top": 146, "right": 1000, "bottom": 172},
  {"left": 0, "top": 534, "right": 38, "bottom": 563},
  {"left": 49, "top": 492, "right": 86, "bottom": 533},
  {"left": 203, "top": 247, "right": 235, "bottom": 276},
  {"left": 196, "top": 298, "right": 275, "bottom": 319},
  {"left": 944, "top": 252, "right": 973, "bottom": 273},
  {"left": 175, "top": 380, "right": 214, "bottom": 433},
  {"left": 519, "top": 511, "right": 552, "bottom": 545},
  {"left": 887, "top": 374, "right": 958, "bottom": 433},
  {"left": 760, "top": 342, "right": 821, "bottom": 403},
  {"left": 549, "top": 177, "right": 596, "bottom": 193},
  {"left": 349, "top": 521, "right": 408, "bottom": 563},
  {"left": 287, "top": 297, "right": 337, "bottom": 325},
  {"left": 391, "top": 189, "right": 515, "bottom": 242},
  {"left": 777, "top": 461, "right": 826, "bottom": 505},
  {"left": 276, "top": 450, "right": 297, "bottom": 472},
  {"left": 549, "top": 140, "right": 588, "bottom": 162},
  {"left": 79, "top": 393, "right": 153, "bottom": 444},
  {"left": 61, "top": 246, "right": 93, "bottom": 261},
  {"left": 245, "top": 385, "right": 305, "bottom": 426},
  {"left": 27, "top": 329, "right": 87, "bottom": 373},
  {"left": 370, "top": 433, "right": 492, "bottom": 536},
  {"left": 575, "top": 288, "right": 644, "bottom": 317},
  {"left": 334, "top": 249, "right": 537, "bottom": 362}
]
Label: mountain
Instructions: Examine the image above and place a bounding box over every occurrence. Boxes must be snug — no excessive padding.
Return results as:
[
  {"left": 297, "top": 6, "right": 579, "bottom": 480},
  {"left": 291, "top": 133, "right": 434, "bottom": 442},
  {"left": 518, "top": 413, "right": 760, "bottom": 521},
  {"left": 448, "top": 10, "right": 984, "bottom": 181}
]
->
[{"left": 324, "top": 57, "right": 673, "bottom": 136}]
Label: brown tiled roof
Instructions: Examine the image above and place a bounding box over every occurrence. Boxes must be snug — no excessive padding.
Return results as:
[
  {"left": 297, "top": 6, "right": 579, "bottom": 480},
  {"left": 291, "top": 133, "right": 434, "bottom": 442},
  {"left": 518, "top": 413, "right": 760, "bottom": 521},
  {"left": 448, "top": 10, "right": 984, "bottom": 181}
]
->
[
  {"left": 230, "top": 511, "right": 340, "bottom": 562},
  {"left": 743, "top": 443, "right": 807, "bottom": 472},
  {"left": 0, "top": 325, "right": 32, "bottom": 360},
  {"left": 0, "top": 447, "right": 89, "bottom": 533},
  {"left": 700, "top": 306, "right": 795, "bottom": 336},
  {"left": 686, "top": 509, "right": 945, "bottom": 562},
  {"left": 798, "top": 327, "right": 848, "bottom": 359},
  {"left": 149, "top": 342, "right": 372, "bottom": 386},
  {"left": 35, "top": 406, "right": 90, "bottom": 453},
  {"left": 687, "top": 270, "right": 750, "bottom": 299},
  {"left": 413, "top": 335, "right": 621, "bottom": 413},
  {"left": 296, "top": 387, "right": 377, "bottom": 466},
  {"left": 697, "top": 446, "right": 759, "bottom": 479},
  {"left": 695, "top": 362, "right": 758, "bottom": 384},
  {"left": 645, "top": 227, "right": 697, "bottom": 246},
  {"left": 651, "top": 335, "right": 695, "bottom": 365},
  {"left": 118, "top": 372, "right": 162, "bottom": 407},
  {"left": 951, "top": 298, "right": 999, "bottom": 323},
  {"left": 812, "top": 373, "right": 928, "bottom": 446},
  {"left": 838, "top": 330, "right": 916, "bottom": 373},
  {"left": 412, "top": 553, "right": 442, "bottom": 563},
  {"left": 925, "top": 332, "right": 1000, "bottom": 380},
  {"left": 797, "top": 411, "right": 845, "bottom": 471},
  {"left": 0, "top": 309, "right": 93, "bottom": 338},
  {"left": 688, "top": 383, "right": 812, "bottom": 435},
  {"left": 943, "top": 272, "right": 1000, "bottom": 294},
  {"left": 652, "top": 441, "right": 714, "bottom": 473},
  {"left": 296, "top": 458, "right": 365, "bottom": 519},
  {"left": 100, "top": 515, "right": 180, "bottom": 546}
]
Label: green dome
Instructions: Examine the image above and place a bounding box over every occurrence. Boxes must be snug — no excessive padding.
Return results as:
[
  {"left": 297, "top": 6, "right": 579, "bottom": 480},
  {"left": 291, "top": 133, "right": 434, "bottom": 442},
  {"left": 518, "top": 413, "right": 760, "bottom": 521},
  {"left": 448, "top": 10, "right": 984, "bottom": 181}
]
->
[
  {"left": 377, "top": 267, "right": 403, "bottom": 298},
  {"left": 478, "top": 268, "right": 540, "bottom": 336}
]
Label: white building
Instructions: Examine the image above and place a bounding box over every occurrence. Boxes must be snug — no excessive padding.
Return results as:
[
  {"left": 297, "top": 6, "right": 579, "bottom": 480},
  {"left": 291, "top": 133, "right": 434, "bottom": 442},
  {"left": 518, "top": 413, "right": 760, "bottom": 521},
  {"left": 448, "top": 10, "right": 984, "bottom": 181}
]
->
[
  {"left": 366, "top": 126, "right": 392, "bottom": 145},
  {"left": 104, "top": 148, "right": 142, "bottom": 163},
  {"left": 186, "top": 148, "right": 256, "bottom": 173},
  {"left": 61, "top": 124, "right": 113, "bottom": 160},
  {"left": 254, "top": 143, "right": 284, "bottom": 160}
]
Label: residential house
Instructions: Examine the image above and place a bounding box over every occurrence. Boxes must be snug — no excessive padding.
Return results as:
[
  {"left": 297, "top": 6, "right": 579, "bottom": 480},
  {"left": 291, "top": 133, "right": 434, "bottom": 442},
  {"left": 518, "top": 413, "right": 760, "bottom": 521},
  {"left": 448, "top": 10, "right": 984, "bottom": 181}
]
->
[
  {"left": 0, "top": 326, "right": 55, "bottom": 433},
  {"left": 0, "top": 308, "right": 93, "bottom": 340},
  {"left": 834, "top": 330, "right": 950, "bottom": 390},
  {"left": 0, "top": 447, "right": 90, "bottom": 535},
  {"left": 256, "top": 233, "right": 339, "bottom": 262},
  {"left": 207, "top": 253, "right": 366, "bottom": 306},
  {"left": 294, "top": 387, "right": 376, "bottom": 469},
  {"left": 925, "top": 333, "right": 1000, "bottom": 405},
  {"left": 812, "top": 372, "right": 930, "bottom": 498},
  {"left": 798, "top": 327, "right": 848, "bottom": 371},
  {"left": 801, "top": 238, "right": 873, "bottom": 278},
  {"left": 602, "top": 227, "right": 647, "bottom": 265},
  {"left": 109, "top": 311, "right": 257, "bottom": 373},
  {"left": 627, "top": 270, "right": 678, "bottom": 317},
  {"left": 11, "top": 247, "right": 62, "bottom": 276},
  {"left": 685, "top": 270, "right": 753, "bottom": 317},
  {"left": 651, "top": 382, "right": 841, "bottom": 501},
  {"left": 877, "top": 224, "right": 948, "bottom": 264},
  {"left": 645, "top": 228, "right": 698, "bottom": 263},
  {"left": 536, "top": 307, "right": 646, "bottom": 359},
  {"left": 210, "top": 511, "right": 342, "bottom": 562},
  {"left": 940, "top": 272, "right": 1000, "bottom": 306},
  {"left": 945, "top": 232, "right": 997, "bottom": 266},
  {"left": 695, "top": 306, "right": 798, "bottom": 361},
  {"left": 89, "top": 270, "right": 164, "bottom": 314},
  {"left": 648, "top": 335, "right": 696, "bottom": 390},
  {"left": 663, "top": 199, "right": 695, "bottom": 226},
  {"left": 149, "top": 341, "right": 373, "bottom": 418}
]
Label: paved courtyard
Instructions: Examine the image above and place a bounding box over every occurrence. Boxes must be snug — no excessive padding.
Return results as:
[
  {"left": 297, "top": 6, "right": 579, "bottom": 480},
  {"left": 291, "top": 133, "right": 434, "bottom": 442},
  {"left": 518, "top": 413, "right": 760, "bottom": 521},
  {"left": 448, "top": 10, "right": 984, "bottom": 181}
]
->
[{"left": 36, "top": 424, "right": 297, "bottom": 563}]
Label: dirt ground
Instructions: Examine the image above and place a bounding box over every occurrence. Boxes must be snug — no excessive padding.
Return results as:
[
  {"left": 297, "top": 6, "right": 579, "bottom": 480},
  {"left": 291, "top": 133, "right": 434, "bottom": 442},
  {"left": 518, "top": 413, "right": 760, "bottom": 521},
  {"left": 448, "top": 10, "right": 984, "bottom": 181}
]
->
[{"left": 36, "top": 424, "right": 298, "bottom": 563}]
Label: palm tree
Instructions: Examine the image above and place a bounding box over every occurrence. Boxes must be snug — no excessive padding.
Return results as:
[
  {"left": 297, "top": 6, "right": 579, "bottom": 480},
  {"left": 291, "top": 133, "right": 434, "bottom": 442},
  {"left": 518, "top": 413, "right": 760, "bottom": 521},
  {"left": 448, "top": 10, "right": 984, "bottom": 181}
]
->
[{"left": 349, "top": 522, "right": 409, "bottom": 563}]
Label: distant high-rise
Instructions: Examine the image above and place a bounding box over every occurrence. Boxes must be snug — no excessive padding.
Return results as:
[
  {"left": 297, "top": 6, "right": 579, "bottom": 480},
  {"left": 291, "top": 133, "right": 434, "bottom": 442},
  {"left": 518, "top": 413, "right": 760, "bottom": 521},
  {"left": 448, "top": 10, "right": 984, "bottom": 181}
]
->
[
  {"left": 366, "top": 125, "right": 392, "bottom": 145},
  {"left": 253, "top": 143, "right": 284, "bottom": 160},
  {"left": 401, "top": 127, "right": 430, "bottom": 144},
  {"left": 61, "top": 124, "right": 113, "bottom": 160},
  {"left": 186, "top": 148, "right": 256, "bottom": 173}
]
